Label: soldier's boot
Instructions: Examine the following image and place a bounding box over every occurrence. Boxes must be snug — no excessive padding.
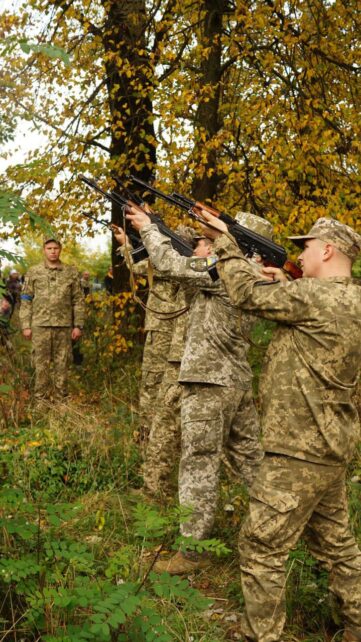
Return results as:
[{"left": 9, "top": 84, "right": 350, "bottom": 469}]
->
[
  {"left": 153, "top": 551, "right": 209, "bottom": 575},
  {"left": 342, "top": 630, "right": 361, "bottom": 642}
]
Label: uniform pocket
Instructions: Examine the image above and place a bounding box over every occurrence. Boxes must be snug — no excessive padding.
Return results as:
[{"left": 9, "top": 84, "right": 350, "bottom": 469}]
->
[
  {"left": 243, "top": 481, "right": 300, "bottom": 546},
  {"left": 182, "top": 419, "right": 222, "bottom": 457}
]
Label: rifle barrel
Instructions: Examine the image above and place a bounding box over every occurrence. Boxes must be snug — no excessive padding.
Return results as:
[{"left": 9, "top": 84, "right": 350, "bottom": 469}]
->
[
  {"left": 80, "top": 174, "right": 194, "bottom": 258},
  {"left": 130, "top": 176, "right": 190, "bottom": 211}
]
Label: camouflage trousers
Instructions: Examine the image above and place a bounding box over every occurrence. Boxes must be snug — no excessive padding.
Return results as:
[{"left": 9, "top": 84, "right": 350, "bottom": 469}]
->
[
  {"left": 179, "top": 383, "right": 263, "bottom": 540},
  {"left": 32, "top": 326, "right": 72, "bottom": 400},
  {"left": 139, "top": 330, "right": 172, "bottom": 441},
  {"left": 143, "top": 362, "right": 182, "bottom": 494},
  {"left": 239, "top": 455, "right": 361, "bottom": 642}
]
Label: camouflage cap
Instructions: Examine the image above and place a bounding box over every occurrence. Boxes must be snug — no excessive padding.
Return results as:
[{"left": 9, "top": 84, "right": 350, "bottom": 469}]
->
[
  {"left": 43, "top": 236, "right": 62, "bottom": 247},
  {"left": 175, "top": 225, "right": 198, "bottom": 246},
  {"left": 234, "top": 211, "right": 274, "bottom": 240},
  {"left": 288, "top": 217, "right": 361, "bottom": 261}
]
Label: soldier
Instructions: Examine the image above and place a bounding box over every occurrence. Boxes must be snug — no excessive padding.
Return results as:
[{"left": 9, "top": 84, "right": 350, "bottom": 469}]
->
[
  {"left": 19, "top": 238, "right": 85, "bottom": 405},
  {"left": 113, "top": 225, "right": 179, "bottom": 445},
  {"left": 201, "top": 214, "right": 361, "bottom": 642},
  {"left": 126, "top": 207, "right": 268, "bottom": 574},
  {"left": 142, "top": 234, "right": 213, "bottom": 497}
]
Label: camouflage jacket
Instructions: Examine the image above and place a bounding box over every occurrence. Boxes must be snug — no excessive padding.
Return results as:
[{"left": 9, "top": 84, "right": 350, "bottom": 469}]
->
[
  {"left": 119, "top": 249, "right": 179, "bottom": 334},
  {"left": 19, "top": 262, "right": 85, "bottom": 329},
  {"left": 140, "top": 224, "right": 253, "bottom": 388},
  {"left": 167, "top": 285, "right": 195, "bottom": 363},
  {"left": 214, "top": 233, "right": 361, "bottom": 465}
]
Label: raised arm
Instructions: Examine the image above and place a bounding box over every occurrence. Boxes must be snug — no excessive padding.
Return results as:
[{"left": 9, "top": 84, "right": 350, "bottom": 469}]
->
[{"left": 213, "top": 234, "right": 313, "bottom": 324}]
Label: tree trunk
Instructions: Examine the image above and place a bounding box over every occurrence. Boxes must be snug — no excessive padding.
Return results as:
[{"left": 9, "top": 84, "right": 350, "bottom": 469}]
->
[
  {"left": 191, "top": 0, "right": 227, "bottom": 203},
  {"left": 102, "top": 0, "right": 157, "bottom": 291}
]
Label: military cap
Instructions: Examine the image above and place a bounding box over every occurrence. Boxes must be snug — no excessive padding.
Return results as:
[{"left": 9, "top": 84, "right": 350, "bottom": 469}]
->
[
  {"left": 235, "top": 211, "right": 274, "bottom": 240},
  {"left": 43, "top": 236, "right": 62, "bottom": 247},
  {"left": 288, "top": 217, "right": 361, "bottom": 261},
  {"left": 175, "top": 224, "right": 198, "bottom": 246}
]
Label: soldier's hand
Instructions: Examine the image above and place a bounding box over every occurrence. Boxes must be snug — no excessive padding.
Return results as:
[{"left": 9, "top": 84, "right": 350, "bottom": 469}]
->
[
  {"left": 111, "top": 225, "right": 127, "bottom": 246},
  {"left": 126, "top": 207, "right": 151, "bottom": 231},
  {"left": 23, "top": 328, "right": 32, "bottom": 340},
  {"left": 72, "top": 327, "right": 82, "bottom": 340},
  {"left": 199, "top": 222, "right": 221, "bottom": 241},
  {"left": 197, "top": 209, "right": 227, "bottom": 236},
  {"left": 261, "top": 266, "right": 288, "bottom": 282}
]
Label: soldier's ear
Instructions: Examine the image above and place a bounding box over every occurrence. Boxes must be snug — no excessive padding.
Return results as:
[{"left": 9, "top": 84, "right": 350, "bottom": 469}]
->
[{"left": 322, "top": 243, "right": 334, "bottom": 262}]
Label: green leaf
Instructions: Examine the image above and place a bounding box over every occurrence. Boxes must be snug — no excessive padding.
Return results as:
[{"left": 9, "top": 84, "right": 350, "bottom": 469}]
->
[
  {"left": 18, "top": 41, "right": 71, "bottom": 66},
  {"left": 0, "top": 384, "right": 12, "bottom": 395},
  {"left": 19, "top": 41, "right": 31, "bottom": 53},
  {"left": 108, "top": 610, "right": 126, "bottom": 627},
  {"left": 0, "top": 189, "right": 54, "bottom": 239}
]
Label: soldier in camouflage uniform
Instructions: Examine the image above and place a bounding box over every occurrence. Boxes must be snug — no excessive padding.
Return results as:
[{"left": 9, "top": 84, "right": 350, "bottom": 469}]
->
[
  {"left": 19, "top": 238, "right": 85, "bottom": 404},
  {"left": 114, "top": 225, "right": 181, "bottom": 443},
  {"left": 126, "top": 208, "right": 268, "bottom": 573},
  {"left": 204, "top": 214, "right": 361, "bottom": 642},
  {"left": 142, "top": 235, "right": 212, "bottom": 496},
  {"left": 137, "top": 275, "right": 178, "bottom": 442}
]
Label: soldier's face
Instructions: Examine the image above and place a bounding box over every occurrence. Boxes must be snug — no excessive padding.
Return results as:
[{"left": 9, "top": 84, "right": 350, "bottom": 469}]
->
[
  {"left": 298, "top": 239, "right": 325, "bottom": 277},
  {"left": 193, "top": 239, "right": 212, "bottom": 258},
  {"left": 44, "top": 242, "right": 62, "bottom": 263}
]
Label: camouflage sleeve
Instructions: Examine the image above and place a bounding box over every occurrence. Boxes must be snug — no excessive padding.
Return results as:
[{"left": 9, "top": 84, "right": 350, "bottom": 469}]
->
[
  {"left": 129, "top": 258, "right": 149, "bottom": 276},
  {"left": 19, "top": 269, "right": 34, "bottom": 329},
  {"left": 70, "top": 268, "right": 86, "bottom": 328},
  {"left": 213, "top": 234, "right": 314, "bottom": 323},
  {"left": 140, "top": 224, "right": 215, "bottom": 286},
  {"left": 117, "top": 243, "right": 149, "bottom": 276}
]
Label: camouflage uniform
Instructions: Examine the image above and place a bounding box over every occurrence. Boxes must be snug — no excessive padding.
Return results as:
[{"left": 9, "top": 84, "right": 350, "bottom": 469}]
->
[
  {"left": 126, "top": 227, "right": 197, "bottom": 487},
  {"left": 19, "top": 262, "right": 85, "bottom": 401},
  {"left": 214, "top": 227, "right": 361, "bottom": 642},
  {"left": 140, "top": 224, "right": 264, "bottom": 537},
  {"left": 142, "top": 284, "right": 193, "bottom": 494},
  {"left": 120, "top": 250, "right": 179, "bottom": 439}
]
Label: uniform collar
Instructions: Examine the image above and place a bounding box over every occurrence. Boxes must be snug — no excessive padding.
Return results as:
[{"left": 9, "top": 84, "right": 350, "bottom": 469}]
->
[{"left": 43, "top": 261, "right": 63, "bottom": 270}]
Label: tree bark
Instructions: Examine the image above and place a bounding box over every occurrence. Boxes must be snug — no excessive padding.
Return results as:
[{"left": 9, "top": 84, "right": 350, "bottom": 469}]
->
[
  {"left": 191, "top": 0, "right": 227, "bottom": 203},
  {"left": 102, "top": 0, "right": 157, "bottom": 291}
]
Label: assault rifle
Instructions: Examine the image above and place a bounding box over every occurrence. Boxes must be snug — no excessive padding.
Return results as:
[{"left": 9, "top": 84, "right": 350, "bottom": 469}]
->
[
  {"left": 79, "top": 174, "right": 195, "bottom": 263},
  {"left": 129, "top": 176, "right": 302, "bottom": 280},
  {"left": 79, "top": 175, "right": 148, "bottom": 263}
]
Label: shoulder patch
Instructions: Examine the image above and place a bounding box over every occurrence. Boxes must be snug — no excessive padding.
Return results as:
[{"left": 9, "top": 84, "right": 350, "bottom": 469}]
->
[{"left": 186, "top": 257, "right": 218, "bottom": 272}]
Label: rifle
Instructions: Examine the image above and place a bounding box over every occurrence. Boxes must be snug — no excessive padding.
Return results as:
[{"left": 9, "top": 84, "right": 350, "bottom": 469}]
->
[
  {"left": 129, "top": 176, "right": 302, "bottom": 280},
  {"left": 79, "top": 174, "right": 195, "bottom": 262},
  {"left": 79, "top": 175, "right": 148, "bottom": 263}
]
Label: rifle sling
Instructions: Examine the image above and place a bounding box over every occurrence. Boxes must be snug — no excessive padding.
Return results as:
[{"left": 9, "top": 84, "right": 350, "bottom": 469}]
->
[{"left": 122, "top": 218, "right": 189, "bottom": 320}]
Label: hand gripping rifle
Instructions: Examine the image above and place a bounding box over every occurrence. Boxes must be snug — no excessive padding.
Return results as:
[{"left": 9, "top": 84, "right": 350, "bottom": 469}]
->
[
  {"left": 79, "top": 174, "right": 148, "bottom": 263},
  {"left": 129, "top": 176, "right": 302, "bottom": 280},
  {"left": 79, "top": 174, "right": 195, "bottom": 262}
]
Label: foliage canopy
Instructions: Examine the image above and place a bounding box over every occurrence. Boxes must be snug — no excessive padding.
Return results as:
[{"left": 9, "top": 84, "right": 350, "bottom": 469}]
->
[{"left": 0, "top": 0, "right": 360, "bottom": 277}]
